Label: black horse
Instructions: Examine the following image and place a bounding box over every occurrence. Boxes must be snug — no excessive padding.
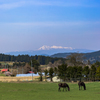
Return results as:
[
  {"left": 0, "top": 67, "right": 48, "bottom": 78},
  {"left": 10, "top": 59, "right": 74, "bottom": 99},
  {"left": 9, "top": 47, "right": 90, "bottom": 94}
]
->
[
  {"left": 78, "top": 81, "right": 86, "bottom": 90},
  {"left": 58, "top": 83, "right": 70, "bottom": 91}
]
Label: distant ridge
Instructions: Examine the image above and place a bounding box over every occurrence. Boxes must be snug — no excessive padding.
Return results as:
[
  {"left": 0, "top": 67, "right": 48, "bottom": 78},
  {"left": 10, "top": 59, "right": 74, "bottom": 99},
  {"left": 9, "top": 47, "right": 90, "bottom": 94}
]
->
[
  {"left": 50, "top": 53, "right": 71, "bottom": 58},
  {"left": 1, "top": 47, "right": 100, "bottom": 63},
  {"left": 51, "top": 50, "right": 100, "bottom": 63},
  {"left": 5, "top": 45, "right": 95, "bottom": 56}
]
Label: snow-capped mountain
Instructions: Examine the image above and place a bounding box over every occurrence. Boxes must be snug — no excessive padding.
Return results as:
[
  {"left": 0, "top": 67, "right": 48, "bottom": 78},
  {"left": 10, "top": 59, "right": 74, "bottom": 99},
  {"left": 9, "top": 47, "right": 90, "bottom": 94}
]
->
[
  {"left": 38, "top": 45, "right": 73, "bottom": 50},
  {"left": 5, "top": 45, "right": 95, "bottom": 56}
]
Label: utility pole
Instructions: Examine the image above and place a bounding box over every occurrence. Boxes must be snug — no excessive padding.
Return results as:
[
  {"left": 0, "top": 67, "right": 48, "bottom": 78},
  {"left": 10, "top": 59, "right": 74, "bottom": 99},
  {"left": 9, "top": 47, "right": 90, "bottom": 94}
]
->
[
  {"left": 31, "top": 60, "right": 33, "bottom": 81},
  {"left": 7, "top": 64, "right": 8, "bottom": 70},
  {"left": 17, "top": 66, "right": 18, "bottom": 74},
  {"left": 22, "top": 66, "right": 23, "bottom": 74},
  {"left": 5, "top": 62, "right": 6, "bottom": 76},
  {"left": 5, "top": 62, "right": 6, "bottom": 70},
  {"left": 11, "top": 65, "right": 12, "bottom": 73}
]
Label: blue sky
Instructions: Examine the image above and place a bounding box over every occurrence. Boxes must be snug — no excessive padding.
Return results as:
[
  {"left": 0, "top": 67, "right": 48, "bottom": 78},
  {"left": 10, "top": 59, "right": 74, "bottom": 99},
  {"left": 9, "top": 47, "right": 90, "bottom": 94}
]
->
[{"left": 0, "top": 0, "right": 100, "bottom": 53}]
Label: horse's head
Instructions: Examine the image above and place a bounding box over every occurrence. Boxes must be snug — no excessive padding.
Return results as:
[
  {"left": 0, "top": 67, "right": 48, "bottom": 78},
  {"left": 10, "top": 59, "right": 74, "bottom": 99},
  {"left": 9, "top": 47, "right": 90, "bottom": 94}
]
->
[
  {"left": 84, "top": 85, "right": 86, "bottom": 90},
  {"left": 68, "top": 87, "right": 70, "bottom": 91}
]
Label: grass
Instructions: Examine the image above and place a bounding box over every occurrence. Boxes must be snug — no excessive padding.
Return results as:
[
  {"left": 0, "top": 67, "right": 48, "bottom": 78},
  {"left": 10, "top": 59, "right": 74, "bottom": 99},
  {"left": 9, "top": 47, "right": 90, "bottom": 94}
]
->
[
  {"left": 0, "top": 61, "right": 14, "bottom": 66},
  {"left": 0, "top": 82, "right": 100, "bottom": 100},
  {"left": 0, "top": 73, "right": 6, "bottom": 76}
]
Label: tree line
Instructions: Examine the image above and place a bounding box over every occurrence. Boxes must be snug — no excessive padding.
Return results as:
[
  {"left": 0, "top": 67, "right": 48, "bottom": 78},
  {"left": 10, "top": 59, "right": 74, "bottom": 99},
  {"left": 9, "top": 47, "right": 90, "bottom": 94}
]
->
[
  {"left": 28, "top": 54, "right": 100, "bottom": 82},
  {"left": 40, "top": 53, "right": 100, "bottom": 82},
  {"left": 1, "top": 52, "right": 100, "bottom": 82},
  {"left": 43, "top": 62, "right": 100, "bottom": 82},
  {"left": 0, "top": 54, "right": 65, "bottom": 65}
]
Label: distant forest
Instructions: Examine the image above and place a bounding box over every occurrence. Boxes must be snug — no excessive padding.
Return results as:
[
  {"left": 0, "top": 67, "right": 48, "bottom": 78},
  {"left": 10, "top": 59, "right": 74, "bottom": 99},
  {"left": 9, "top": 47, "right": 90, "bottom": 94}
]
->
[{"left": 0, "top": 54, "right": 65, "bottom": 65}]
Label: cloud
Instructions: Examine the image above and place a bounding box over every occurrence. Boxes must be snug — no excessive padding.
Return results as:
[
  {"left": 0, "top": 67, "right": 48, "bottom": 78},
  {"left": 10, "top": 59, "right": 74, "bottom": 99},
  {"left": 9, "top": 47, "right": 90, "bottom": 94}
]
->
[
  {"left": 0, "top": 0, "right": 99, "bottom": 10},
  {"left": 0, "top": 1, "right": 26, "bottom": 9},
  {"left": 2, "top": 21, "right": 100, "bottom": 27},
  {"left": 38, "top": 45, "right": 73, "bottom": 50}
]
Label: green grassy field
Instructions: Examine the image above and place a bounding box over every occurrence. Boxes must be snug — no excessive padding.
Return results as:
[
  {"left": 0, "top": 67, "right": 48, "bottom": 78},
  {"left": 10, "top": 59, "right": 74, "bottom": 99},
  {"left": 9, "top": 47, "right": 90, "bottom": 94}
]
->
[{"left": 0, "top": 82, "right": 100, "bottom": 100}]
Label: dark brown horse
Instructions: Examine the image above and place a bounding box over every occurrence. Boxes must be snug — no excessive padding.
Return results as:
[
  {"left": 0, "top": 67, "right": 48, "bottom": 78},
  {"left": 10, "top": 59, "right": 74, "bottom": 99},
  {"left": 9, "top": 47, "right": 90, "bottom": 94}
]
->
[
  {"left": 78, "top": 81, "right": 86, "bottom": 90},
  {"left": 58, "top": 83, "right": 70, "bottom": 91}
]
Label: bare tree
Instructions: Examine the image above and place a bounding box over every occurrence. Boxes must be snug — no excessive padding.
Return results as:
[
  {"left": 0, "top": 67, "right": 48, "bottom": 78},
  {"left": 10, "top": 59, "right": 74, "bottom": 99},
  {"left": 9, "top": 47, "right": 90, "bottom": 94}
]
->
[
  {"left": 38, "top": 68, "right": 43, "bottom": 81},
  {"left": 47, "top": 60, "right": 63, "bottom": 68},
  {"left": 66, "top": 53, "right": 85, "bottom": 66},
  {"left": 53, "top": 60, "right": 63, "bottom": 68},
  {"left": 23, "top": 63, "right": 31, "bottom": 74}
]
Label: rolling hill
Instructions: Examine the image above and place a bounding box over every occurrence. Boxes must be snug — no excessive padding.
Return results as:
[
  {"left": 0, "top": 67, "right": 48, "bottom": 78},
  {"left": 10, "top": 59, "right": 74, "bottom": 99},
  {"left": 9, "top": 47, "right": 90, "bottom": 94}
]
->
[{"left": 51, "top": 50, "right": 100, "bottom": 63}]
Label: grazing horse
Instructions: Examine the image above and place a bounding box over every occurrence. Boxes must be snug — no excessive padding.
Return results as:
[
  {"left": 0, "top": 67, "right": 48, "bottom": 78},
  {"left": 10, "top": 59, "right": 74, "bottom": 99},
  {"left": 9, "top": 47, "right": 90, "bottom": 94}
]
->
[
  {"left": 78, "top": 81, "right": 86, "bottom": 90},
  {"left": 58, "top": 83, "right": 70, "bottom": 91}
]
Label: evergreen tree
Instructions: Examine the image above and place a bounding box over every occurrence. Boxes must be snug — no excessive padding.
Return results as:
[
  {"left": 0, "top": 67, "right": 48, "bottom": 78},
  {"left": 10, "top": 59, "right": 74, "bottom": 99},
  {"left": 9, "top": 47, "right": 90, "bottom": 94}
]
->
[
  {"left": 30, "top": 59, "right": 40, "bottom": 72},
  {"left": 83, "top": 66, "right": 90, "bottom": 81},
  {"left": 77, "top": 66, "right": 83, "bottom": 78},
  {"left": 96, "top": 66, "right": 100, "bottom": 79},
  {"left": 48, "top": 68, "right": 54, "bottom": 81},
  {"left": 90, "top": 65, "right": 96, "bottom": 81},
  {"left": 58, "top": 64, "right": 67, "bottom": 81}
]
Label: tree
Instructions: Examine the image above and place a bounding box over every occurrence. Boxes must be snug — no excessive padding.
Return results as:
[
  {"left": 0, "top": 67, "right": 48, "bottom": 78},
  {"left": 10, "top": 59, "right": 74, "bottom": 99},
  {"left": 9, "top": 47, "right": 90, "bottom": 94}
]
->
[
  {"left": 71, "top": 66, "right": 78, "bottom": 81},
  {"left": 24, "top": 63, "right": 31, "bottom": 74},
  {"left": 47, "top": 60, "right": 63, "bottom": 69},
  {"left": 94, "top": 61, "right": 100, "bottom": 67},
  {"left": 83, "top": 66, "right": 90, "bottom": 81},
  {"left": 48, "top": 68, "right": 54, "bottom": 82},
  {"left": 44, "top": 69, "right": 48, "bottom": 81},
  {"left": 87, "top": 60, "right": 91, "bottom": 65},
  {"left": 53, "top": 60, "right": 63, "bottom": 67},
  {"left": 30, "top": 59, "right": 40, "bottom": 72},
  {"left": 90, "top": 65, "right": 96, "bottom": 81},
  {"left": 77, "top": 66, "right": 83, "bottom": 78},
  {"left": 54, "top": 67, "right": 58, "bottom": 76},
  {"left": 67, "top": 53, "right": 85, "bottom": 66},
  {"left": 58, "top": 64, "right": 67, "bottom": 81},
  {"left": 66, "top": 66, "right": 73, "bottom": 81},
  {"left": 38, "top": 68, "right": 43, "bottom": 81},
  {"left": 96, "top": 66, "right": 100, "bottom": 79},
  {"left": 47, "top": 62, "right": 54, "bottom": 68}
]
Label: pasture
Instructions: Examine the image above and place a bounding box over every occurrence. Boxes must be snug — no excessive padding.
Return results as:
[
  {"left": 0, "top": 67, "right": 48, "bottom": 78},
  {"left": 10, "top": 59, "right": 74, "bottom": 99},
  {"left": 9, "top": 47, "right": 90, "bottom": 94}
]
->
[{"left": 0, "top": 82, "right": 100, "bottom": 100}]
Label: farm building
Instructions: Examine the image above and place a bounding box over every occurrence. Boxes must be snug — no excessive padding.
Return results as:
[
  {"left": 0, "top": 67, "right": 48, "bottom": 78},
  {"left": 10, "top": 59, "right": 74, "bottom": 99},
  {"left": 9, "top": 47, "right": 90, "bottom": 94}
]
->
[
  {"left": 47, "top": 76, "right": 62, "bottom": 82},
  {"left": 4, "top": 71, "right": 12, "bottom": 76},
  {"left": 1, "top": 69, "right": 9, "bottom": 73},
  {"left": 28, "top": 71, "right": 34, "bottom": 73}
]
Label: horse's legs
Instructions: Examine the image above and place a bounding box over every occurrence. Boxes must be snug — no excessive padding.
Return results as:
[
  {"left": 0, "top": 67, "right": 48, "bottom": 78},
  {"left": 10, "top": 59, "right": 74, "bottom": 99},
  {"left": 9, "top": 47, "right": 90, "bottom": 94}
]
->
[
  {"left": 79, "top": 85, "right": 80, "bottom": 90},
  {"left": 58, "top": 87, "right": 61, "bottom": 91},
  {"left": 66, "top": 87, "right": 67, "bottom": 91},
  {"left": 81, "top": 86, "right": 82, "bottom": 90},
  {"left": 63, "top": 87, "right": 67, "bottom": 92},
  {"left": 63, "top": 88, "right": 64, "bottom": 91}
]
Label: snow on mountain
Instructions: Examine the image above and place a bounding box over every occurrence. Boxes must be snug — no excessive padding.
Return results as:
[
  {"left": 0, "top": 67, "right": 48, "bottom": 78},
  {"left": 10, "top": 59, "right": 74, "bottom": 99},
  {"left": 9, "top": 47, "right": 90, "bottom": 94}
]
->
[{"left": 38, "top": 45, "right": 73, "bottom": 50}]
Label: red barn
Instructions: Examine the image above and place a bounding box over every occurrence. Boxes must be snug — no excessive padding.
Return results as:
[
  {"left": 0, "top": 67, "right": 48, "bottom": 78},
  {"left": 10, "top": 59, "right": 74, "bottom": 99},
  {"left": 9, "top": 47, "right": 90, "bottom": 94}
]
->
[
  {"left": 1, "top": 69, "right": 8, "bottom": 73},
  {"left": 28, "top": 71, "right": 34, "bottom": 73}
]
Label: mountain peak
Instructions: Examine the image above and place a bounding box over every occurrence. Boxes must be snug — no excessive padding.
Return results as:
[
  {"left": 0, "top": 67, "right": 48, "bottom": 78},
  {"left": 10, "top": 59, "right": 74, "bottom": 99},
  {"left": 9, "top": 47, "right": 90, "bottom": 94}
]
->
[{"left": 38, "top": 45, "right": 73, "bottom": 50}]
